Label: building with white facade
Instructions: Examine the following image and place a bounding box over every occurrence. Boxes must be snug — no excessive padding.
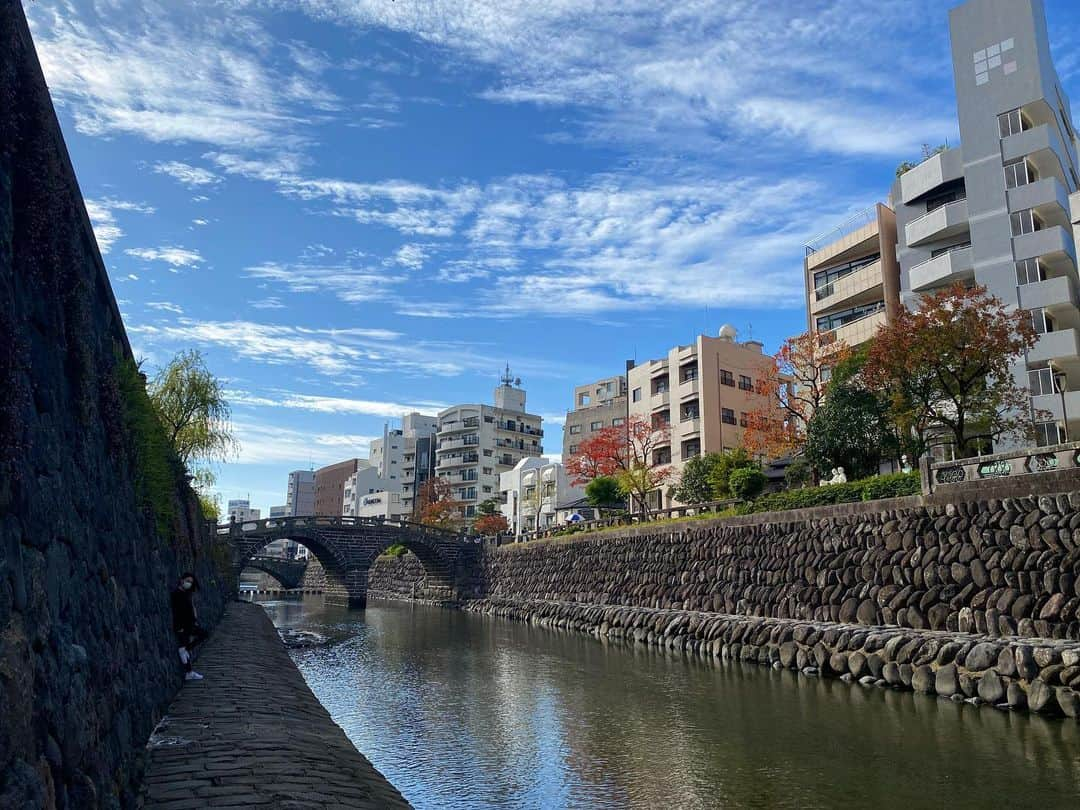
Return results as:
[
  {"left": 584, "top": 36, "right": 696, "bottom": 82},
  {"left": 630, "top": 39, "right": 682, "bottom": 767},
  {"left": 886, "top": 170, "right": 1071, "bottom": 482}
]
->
[
  {"left": 400, "top": 413, "right": 439, "bottom": 517},
  {"left": 269, "top": 505, "right": 287, "bottom": 518},
  {"left": 351, "top": 490, "right": 408, "bottom": 520},
  {"left": 286, "top": 470, "right": 315, "bottom": 516},
  {"left": 342, "top": 466, "right": 394, "bottom": 517},
  {"left": 435, "top": 370, "right": 544, "bottom": 519},
  {"left": 499, "top": 457, "right": 584, "bottom": 536},
  {"left": 226, "top": 499, "right": 260, "bottom": 523}
]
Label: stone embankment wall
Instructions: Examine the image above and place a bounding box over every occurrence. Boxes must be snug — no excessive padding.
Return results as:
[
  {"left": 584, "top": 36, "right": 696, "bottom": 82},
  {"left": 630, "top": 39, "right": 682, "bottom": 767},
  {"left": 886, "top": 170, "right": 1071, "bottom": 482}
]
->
[
  {"left": 465, "top": 600, "right": 1080, "bottom": 715},
  {"left": 368, "top": 552, "right": 444, "bottom": 602},
  {"left": 0, "top": 6, "right": 230, "bottom": 807},
  {"left": 482, "top": 490, "right": 1080, "bottom": 641}
]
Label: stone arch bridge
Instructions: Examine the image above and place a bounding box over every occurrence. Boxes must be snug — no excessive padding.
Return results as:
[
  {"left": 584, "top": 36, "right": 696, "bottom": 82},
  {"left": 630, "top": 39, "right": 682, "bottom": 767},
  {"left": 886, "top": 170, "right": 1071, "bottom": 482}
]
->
[
  {"left": 244, "top": 556, "right": 309, "bottom": 590},
  {"left": 220, "top": 515, "right": 479, "bottom": 607}
]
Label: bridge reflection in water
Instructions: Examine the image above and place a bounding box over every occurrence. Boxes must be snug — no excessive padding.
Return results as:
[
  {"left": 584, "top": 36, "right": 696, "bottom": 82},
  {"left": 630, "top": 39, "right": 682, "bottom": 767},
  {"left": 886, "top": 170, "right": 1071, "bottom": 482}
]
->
[
  {"left": 220, "top": 515, "right": 478, "bottom": 608},
  {"left": 263, "top": 596, "right": 1080, "bottom": 810}
]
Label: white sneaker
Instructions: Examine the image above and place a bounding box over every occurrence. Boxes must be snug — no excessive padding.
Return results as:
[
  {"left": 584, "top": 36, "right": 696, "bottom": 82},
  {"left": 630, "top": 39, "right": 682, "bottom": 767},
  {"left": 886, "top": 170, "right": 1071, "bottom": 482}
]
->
[
  {"left": 178, "top": 647, "right": 190, "bottom": 665},
  {"left": 184, "top": 671, "right": 204, "bottom": 681}
]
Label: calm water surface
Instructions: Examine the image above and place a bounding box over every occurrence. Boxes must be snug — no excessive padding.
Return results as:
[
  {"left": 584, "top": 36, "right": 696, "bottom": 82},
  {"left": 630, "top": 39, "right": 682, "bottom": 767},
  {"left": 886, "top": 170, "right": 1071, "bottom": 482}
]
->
[{"left": 260, "top": 596, "right": 1080, "bottom": 810}]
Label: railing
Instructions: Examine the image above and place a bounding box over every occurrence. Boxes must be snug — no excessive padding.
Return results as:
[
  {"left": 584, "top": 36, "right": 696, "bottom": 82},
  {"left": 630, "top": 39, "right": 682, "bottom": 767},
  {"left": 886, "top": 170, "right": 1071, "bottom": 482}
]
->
[
  {"left": 923, "top": 440, "right": 1080, "bottom": 494},
  {"left": 508, "top": 499, "right": 741, "bottom": 544},
  {"left": 217, "top": 514, "right": 467, "bottom": 540},
  {"left": 804, "top": 205, "right": 879, "bottom": 255}
]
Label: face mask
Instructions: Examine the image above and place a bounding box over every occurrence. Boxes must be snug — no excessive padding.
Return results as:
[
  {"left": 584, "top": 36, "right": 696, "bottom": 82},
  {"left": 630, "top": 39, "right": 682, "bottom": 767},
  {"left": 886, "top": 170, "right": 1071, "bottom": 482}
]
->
[{"left": 181, "top": 580, "right": 193, "bottom": 591}]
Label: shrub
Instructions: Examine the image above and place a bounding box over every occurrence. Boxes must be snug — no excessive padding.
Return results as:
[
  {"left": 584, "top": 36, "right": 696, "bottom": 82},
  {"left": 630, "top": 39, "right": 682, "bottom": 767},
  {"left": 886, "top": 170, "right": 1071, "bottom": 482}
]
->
[
  {"left": 585, "top": 475, "right": 622, "bottom": 507},
  {"left": 729, "top": 467, "right": 766, "bottom": 500},
  {"left": 747, "top": 470, "right": 921, "bottom": 513},
  {"left": 783, "top": 456, "right": 812, "bottom": 489},
  {"left": 381, "top": 543, "right": 407, "bottom": 558},
  {"left": 708, "top": 448, "right": 760, "bottom": 498},
  {"left": 858, "top": 471, "right": 921, "bottom": 501}
]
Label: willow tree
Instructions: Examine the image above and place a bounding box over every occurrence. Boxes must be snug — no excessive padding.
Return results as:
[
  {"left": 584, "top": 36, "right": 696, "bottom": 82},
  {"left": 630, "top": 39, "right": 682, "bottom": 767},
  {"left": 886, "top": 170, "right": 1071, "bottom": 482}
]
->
[{"left": 147, "top": 350, "right": 236, "bottom": 489}]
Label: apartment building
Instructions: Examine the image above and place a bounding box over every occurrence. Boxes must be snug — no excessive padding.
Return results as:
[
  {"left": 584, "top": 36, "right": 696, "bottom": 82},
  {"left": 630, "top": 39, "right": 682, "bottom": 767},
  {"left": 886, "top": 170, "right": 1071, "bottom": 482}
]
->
[
  {"left": 627, "top": 327, "right": 785, "bottom": 508},
  {"left": 369, "top": 425, "right": 404, "bottom": 486},
  {"left": 398, "top": 412, "right": 439, "bottom": 517},
  {"left": 313, "top": 458, "right": 364, "bottom": 516},
  {"left": 435, "top": 371, "right": 544, "bottom": 519},
  {"left": 499, "top": 457, "right": 585, "bottom": 537},
  {"left": 285, "top": 469, "right": 315, "bottom": 516},
  {"left": 226, "top": 499, "right": 260, "bottom": 523},
  {"left": 890, "top": 0, "right": 1080, "bottom": 448},
  {"left": 562, "top": 374, "right": 628, "bottom": 460},
  {"left": 804, "top": 202, "right": 901, "bottom": 347}
]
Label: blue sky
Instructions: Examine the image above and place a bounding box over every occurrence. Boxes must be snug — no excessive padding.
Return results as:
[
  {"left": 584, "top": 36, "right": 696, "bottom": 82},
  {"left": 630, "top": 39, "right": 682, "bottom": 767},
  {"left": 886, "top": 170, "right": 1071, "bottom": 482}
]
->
[{"left": 24, "top": 0, "right": 1080, "bottom": 513}]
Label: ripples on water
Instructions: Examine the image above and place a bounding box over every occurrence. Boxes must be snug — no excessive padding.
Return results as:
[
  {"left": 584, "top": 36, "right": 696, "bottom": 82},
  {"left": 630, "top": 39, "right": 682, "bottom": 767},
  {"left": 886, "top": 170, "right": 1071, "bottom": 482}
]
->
[{"left": 260, "top": 597, "right": 1080, "bottom": 810}]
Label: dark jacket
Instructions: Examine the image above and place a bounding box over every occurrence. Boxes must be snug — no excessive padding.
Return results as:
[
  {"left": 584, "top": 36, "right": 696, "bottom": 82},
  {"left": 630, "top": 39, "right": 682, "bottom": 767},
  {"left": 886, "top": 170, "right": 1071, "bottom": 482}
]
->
[{"left": 170, "top": 588, "right": 197, "bottom": 634}]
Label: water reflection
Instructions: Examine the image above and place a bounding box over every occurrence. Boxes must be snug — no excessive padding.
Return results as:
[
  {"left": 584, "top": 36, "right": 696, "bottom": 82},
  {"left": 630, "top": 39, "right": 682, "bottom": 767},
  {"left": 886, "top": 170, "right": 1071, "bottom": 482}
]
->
[{"left": 260, "top": 597, "right": 1080, "bottom": 810}]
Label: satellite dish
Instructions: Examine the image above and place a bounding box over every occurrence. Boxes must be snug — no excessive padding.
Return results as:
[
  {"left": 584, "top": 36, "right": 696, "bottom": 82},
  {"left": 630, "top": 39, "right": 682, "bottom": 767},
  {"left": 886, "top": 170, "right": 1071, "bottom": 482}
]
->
[
  {"left": 718, "top": 324, "right": 737, "bottom": 341},
  {"left": 514, "top": 377, "right": 521, "bottom": 386}
]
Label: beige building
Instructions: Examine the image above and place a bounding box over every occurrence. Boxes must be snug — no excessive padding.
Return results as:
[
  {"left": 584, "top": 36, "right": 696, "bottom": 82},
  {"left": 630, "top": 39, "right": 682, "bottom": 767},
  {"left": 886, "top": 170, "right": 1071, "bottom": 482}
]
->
[
  {"left": 627, "top": 327, "right": 784, "bottom": 508},
  {"left": 562, "top": 374, "right": 628, "bottom": 460},
  {"left": 804, "top": 202, "right": 901, "bottom": 347},
  {"left": 435, "top": 371, "right": 544, "bottom": 519},
  {"left": 313, "top": 458, "right": 363, "bottom": 517}
]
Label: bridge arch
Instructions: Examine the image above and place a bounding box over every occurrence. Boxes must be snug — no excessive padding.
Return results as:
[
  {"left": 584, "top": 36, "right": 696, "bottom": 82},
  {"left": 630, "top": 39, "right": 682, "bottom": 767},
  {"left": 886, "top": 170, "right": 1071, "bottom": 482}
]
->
[
  {"left": 221, "top": 516, "right": 469, "bottom": 608},
  {"left": 242, "top": 556, "right": 308, "bottom": 591}
]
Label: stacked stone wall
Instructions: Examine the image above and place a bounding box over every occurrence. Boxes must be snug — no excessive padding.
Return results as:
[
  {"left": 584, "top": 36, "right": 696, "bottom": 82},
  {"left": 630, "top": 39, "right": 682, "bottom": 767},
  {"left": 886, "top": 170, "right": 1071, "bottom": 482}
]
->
[
  {"left": 481, "top": 492, "right": 1080, "bottom": 641},
  {"left": 0, "top": 7, "right": 230, "bottom": 806}
]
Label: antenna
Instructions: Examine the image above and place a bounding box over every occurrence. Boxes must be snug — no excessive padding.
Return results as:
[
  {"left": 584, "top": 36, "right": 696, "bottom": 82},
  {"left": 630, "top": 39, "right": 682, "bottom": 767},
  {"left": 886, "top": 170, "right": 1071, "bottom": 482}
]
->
[
  {"left": 500, "top": 364, "right": 515, "bottom": 386},
  {"left": 746, "top": 322, "right": 754, "bottom": 341}
]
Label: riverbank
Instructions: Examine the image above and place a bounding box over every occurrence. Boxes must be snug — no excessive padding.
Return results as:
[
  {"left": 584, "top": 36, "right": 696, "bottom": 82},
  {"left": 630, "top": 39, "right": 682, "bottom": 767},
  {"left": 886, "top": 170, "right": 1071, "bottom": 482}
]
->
[
  {"left": 462, "top": 597, "right": 1080, "bottom": 717},
  {"left": 141, "top": 602, "right": 409, "bottom": 809}
]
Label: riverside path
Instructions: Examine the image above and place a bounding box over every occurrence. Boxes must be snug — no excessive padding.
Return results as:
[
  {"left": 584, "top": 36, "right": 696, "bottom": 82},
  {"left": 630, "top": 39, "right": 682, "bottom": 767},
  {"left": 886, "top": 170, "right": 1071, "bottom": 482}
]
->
[{"left": 141, "top": 602, "right": 409, "bottom": 809}]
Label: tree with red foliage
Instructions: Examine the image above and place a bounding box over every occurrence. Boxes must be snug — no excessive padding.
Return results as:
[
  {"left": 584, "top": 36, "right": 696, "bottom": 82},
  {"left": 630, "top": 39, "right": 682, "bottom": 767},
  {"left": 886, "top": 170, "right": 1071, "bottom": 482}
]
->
[
  {"left": 744, "top": 329, "right": 852, "bottom": 458},
  {"left": 474, "top": 513, "right": 509, "bottom": 536},
  {"left": 417, "top": 477, "right": 464, "bottom": 530},
  {"left": 862, "top": 283, "right": 1041, "bottom": 457},
  {"left": 565, "top": 414, "right": 673, "bottom": 517}
]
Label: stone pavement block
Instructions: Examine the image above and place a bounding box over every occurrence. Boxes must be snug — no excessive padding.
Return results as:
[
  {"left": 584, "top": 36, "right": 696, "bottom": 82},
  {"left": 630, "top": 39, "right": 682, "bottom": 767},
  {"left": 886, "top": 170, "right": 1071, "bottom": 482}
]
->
[{"left": 142, "top": 602, "right": 410, "bottom": 808}]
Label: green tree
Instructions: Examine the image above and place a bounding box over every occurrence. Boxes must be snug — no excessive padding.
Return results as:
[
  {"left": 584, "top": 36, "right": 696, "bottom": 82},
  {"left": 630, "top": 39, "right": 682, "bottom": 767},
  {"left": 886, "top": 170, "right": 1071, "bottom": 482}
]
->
[
  {"left": 728, "top": 467, "right": 766, "bottom": 500},
  {"left": 673, "top": 453, "right": 723, "bottom": 504},
  {"left": 783, "top": 456, "right": 812, "bottom": 490},
  {"left": 476, "top": 498, "right": 499, "bottom": 516},
  {"left": 148, "top": 350, "right": 237, "bottom": 476},
  {"left": 708, "top": 448, "right": 760, "bottom": 498},
  {"left": 585, "top": 475, "right": 621, "bottom": 507},
  {"left": 805, "top": 350, "right": 900, "bottom": 480}
]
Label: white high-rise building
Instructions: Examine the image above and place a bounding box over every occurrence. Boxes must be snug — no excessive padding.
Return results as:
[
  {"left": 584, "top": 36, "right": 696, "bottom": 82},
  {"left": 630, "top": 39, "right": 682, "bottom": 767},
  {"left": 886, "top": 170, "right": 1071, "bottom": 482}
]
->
[
  {"left": 286, "top": 470, "right": 315, "bottom": 516},
  {"left": 226, "top": 499, "right": 260, "bottom": 523}
]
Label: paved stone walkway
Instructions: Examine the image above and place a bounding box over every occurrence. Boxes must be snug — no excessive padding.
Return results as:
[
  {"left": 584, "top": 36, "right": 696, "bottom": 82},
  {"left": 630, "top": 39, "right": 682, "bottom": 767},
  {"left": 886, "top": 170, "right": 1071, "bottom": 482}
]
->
[{"left": 141, "top": 601, "right": 410, "bottom": 809}]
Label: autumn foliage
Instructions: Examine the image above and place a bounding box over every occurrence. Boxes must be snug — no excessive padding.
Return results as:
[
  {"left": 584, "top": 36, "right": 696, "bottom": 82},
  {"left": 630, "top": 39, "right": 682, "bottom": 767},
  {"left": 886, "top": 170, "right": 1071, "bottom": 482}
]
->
[
  {"left": 565, "top": 414, "right": 674, "bottom": 516},
  {"left": 743, "top": 330, "right": 851, "bottom": 458},
  {"left": 417, "top": 477, "right": 464, "bottom": 530},
  {"left": 473, "top": 513, "right": 509, "bottom": 536},
  {"left": 862, "top": 283, "right": 1040, "bottom": 457}
]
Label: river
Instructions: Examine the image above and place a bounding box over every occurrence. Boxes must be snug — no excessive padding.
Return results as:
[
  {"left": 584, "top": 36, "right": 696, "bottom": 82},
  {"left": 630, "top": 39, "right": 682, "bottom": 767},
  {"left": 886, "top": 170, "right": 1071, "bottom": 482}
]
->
[{"left": 259, "top": 596, "right": 1080, "bottom": 809}]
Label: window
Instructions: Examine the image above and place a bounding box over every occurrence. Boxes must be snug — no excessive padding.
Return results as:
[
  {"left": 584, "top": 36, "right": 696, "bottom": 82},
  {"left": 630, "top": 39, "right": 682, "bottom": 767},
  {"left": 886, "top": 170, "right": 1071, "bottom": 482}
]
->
[
  {"left": 720, "top": 370, "right": 735, "bottom": 386},
  {"left": 653, "top": 447, "right": 672, "bottom": 465},
  {"left": 483, "top": 449, "right": 493, "bottom": 456},
  {"left": 569, "top": 424, "right": 582, "bottom": 435},
  {"left": 579, "top": 393, "right": 591, "bottom": 406},
  {"left": 924, "top": 182, "right": 966, "bottom": 213},
  {"left": 612, "top": 417, "right": 625, "bottom": 427},
  {"left": 681, "top": 401, "right": 700, "bottom": 421},
  {"left": 482, "top": 486, "right": 492, "bottom": 493},
  {"left": 681, "top": 439, "right": 701, "bottom": 461},
  {"left": 1016, "top": 258, "right": 1046, "bottom": 285},
  {"left": 1011, "top": 209, "right": 1042, "bottom": 236},
  {"left": 1035, "top": 422, "right": 1066, "bottom": 447},
  {"left": 930, "top": 240, "right": 971, "bottom": 258},
  {"left": 816, "top": 301, "right": 885, "bottom": 333},
  {"left": 721, "top": 408, "right": 736, "bottom": 425},
  {"left": 1004, "top": 159, "right": 1038, "bottom": 189},
  {"left": 680, "top": 364, "right": 698, "bottom": 383},
  {"left": 590, "top": 421, "right": 604, "bottom": 431},
  {"left": 651, "top": 411, "right": 670, "bottom": 429},
  {"left": 483, "top": 467, "right": 494, "bottom": 475},
  {"left": 569, "top": 444, "right": 579, "bottom": 454},
  {"left": 739, "top": 412, "right": 749, "bottom": 428},
  {"left": 998, "top": 108, "right": 1028, "bottom": 138},
  {"left": 1030, "top": 308, "right": 1055, "bottom": 335},
  {"left": 813, "top": 253, "right": 881, "bottom": 300},
  {"left": 739, "top": 375, "right": 753, "bottom": 391},
  {"left": 632, "top": 387, "right": 642, "bottom": 402},
  {"left": 652, "top": 377, "right": 670, "bottom": 395},
  {"left": 1029, "top": 368, "right": 1059, "bottom": 397}
]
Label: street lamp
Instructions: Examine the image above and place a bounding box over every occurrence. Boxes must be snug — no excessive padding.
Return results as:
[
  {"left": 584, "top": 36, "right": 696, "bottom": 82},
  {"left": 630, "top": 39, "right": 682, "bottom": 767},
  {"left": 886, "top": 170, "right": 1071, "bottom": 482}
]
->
[{"left": 1052, "top": 364, "right": 1070, "bottom": 443}]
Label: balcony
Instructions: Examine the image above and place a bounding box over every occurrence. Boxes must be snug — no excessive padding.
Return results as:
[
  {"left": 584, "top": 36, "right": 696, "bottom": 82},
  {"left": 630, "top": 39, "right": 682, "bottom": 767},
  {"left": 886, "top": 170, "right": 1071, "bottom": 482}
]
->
[
  {"left": 909, "top": 246, "right": 974, "bottom": 292},
  {"left": 1002, "top": 123, "right": 1069, "bottom": 167},
  {"left": 904, "top": 199, "right": 969, "bottom": 248},
  {"left": 679, "top": 416, "right": 702, "bottom": 434},
  {"left": 679, "top": 377, "right": 699, "bottom": 397},
  {"left": 1020, "top": 275, "right": 1077, "bottom": 311},
  {"left": 899, "top": 147, "right": 964, "bottom": 205},
  {"left": 439, "top": 419, "right": 479, "bottom": 434},
  {"left": 811, "top": 259, "right": 885, "bottom": 315},
  {"left": 437, "top": 455, "right": 479, "bottom": 469},
  {"left": 1009, "top": 176, "right": 1070, "bottom": 220},
  {"left": 1030, "top": 328, "right": 1080, "bottom": 364},
  {"left": 652, "top": 390, "right": 670, "bottom": 407},
  {"left": 1031, "top": 390, "right": 1080, "bottom": 422},
  {"left": 439, "top": 437, "right": 479, "bottom": 452},
  {"left": 1013, "top": 225, "right": 1077, "bottom": 268},
  {"left": 826, "top": 309, "right": 887, "bottom": 347}
]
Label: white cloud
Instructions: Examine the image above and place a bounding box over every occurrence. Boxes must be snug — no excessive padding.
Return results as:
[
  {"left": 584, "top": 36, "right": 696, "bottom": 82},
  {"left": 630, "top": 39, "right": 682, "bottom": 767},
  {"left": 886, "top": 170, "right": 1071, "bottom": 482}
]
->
[
  {"left": 245, "top": 261, "right": 403, "bottom": 304},
  {"left": 83, "top": 197, "right": 155, "bottom": 253},
  {"left": 146, "top": 301, "right": 184, "bottom": 314},
  {"left": 393, "top": 244, "right": 427, "bottom": 269},
  {"left": 154, "top": 161, "right": 220, "bottom": 187},
  {"left": 192, "top": 218, "right": 209, "bottom": 226},
  {"left": 249, "top": 296, "right": 285, "bottom": 310},
  {"left": 125, "top": 246, "right": 205, "bottom": 268},
  {"left": 229, "top": 390, "right": 446, "bottom": 419},
  {"left": 230, "top": 419, "right": 376, "bottom": 465}
]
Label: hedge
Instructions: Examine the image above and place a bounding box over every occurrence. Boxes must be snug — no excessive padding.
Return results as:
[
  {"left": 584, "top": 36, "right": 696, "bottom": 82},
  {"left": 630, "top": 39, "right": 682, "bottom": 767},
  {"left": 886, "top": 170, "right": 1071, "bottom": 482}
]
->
[{"left": 745, "top": 471, "right": 921, "bottom": 514}]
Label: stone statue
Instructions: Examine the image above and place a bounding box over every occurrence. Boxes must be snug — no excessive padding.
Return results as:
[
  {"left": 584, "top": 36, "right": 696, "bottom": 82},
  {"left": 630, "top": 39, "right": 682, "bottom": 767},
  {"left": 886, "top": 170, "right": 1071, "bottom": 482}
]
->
[
  {"left": 833, "top": 466, "right": 847, "bottom": 484},
  {"left": 901, "top": 455, "right": 912, "bottom": 474}
]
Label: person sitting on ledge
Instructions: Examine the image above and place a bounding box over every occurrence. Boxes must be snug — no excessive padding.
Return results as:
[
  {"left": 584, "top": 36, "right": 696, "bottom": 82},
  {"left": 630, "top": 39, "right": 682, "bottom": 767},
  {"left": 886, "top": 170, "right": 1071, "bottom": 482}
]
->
[{"left": 170, "top": 572, "right": 208, "bottom": 681}]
